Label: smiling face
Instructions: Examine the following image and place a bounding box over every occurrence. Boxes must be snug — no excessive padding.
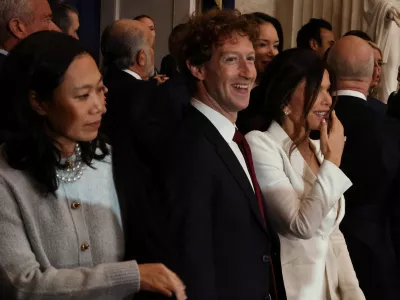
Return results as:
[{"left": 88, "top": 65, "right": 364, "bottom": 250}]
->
[
  {"left": 371, "top": 47, "right": 383, "bottom": 88},
  {"left": 194, "top": 33, "right": 257, "bottom": 122},
  {"left": 36, "top": 54, "right": 107, "bottom": 150},
  {"left": 284, "top": 69, "right": 332, "bottom": 131},
  {"left": 254, "top": 22, "right": 279, "bottom": 78}
]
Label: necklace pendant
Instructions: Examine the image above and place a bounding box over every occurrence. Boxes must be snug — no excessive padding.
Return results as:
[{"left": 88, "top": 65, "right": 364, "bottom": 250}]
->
[{"left": 65, "top": 160, "right": 73, "bottom": 171}]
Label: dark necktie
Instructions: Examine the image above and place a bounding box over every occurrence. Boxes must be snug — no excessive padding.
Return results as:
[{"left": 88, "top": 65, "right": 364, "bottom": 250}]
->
[
  {"left": 233, "top": 129, "right": 265, "bottom": 219},
  {"left": 233, "top": 129, "right": 279, "bottom": 300}
]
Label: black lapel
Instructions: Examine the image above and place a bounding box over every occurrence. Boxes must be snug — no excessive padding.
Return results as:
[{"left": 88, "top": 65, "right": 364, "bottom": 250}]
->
[{"left": 188, "top": 106, "right": 269, "bottom": 235}]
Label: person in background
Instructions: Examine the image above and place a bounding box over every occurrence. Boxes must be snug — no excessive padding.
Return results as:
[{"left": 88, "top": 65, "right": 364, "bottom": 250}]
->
[
  {"left": 297, "top": 18, "right": 335, "bottom": 58},
  {"left": 160, "top": 23, "right": 188, "bottom": 79},
  {"left": 237, "top": 13, "right": 283, "bottom": 133},
  {"left": 248, "top": 12, "right": 283, "bottom": 86},
  {"left": 343, "top": 30, "right": 386, "bottom": 112},
  {"left": 134, "top": 14, "right": 166, "bottom": 81},
  {"left": 328, "top": 35, "right": 400, "bottom": 300},
  {"left": 344, "top": 30, "right": 373, "bottom": 42},
  {"left": 0, "top": 31, "right": 186, "bottom": 300},
  {"left": 163, "top": 9, "right": 286, "bottom": 300},
  {"left": 246, "top": 48, "right": 364, "bottom": 300},
  {"left": 49, "top": 0, "right": 80, "bottom": 39},
  {"left": 0, "top": 0, "right": 59, "bottom": 143},
  {"left": 135, "top": 14, "right": 156, "bottom": 38},
  {"left": 367, "top": 41, "right": 386, "bottom": 112},
  {"left": 0, "top": 0, "right": 58, "bottom": 71},
  {"left": 387, "top": 65, "right": 400, "bottom": 119}
]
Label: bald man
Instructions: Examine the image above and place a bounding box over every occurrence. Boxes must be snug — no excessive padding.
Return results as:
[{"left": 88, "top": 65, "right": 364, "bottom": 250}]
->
[
  {"left": 328, "top": 36, "right": 400, "bottom": 300},
  {"left": 100, "top": 19, "right": 166, "bottom": 281}
]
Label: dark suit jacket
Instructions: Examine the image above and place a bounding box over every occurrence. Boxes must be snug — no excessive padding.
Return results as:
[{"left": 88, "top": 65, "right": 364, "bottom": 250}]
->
[
  {"left": 367, "top": 96, "right": 387, "bottom": 114},
  {"left": 0, "top": 52, "right": 6, "bottom": 72},
  {"left": 102, "top": 67, "right": 167, "bottom": 265},
  {"left": 335, "top": 95, "right": 400, "bottom": 300},
  {"left": 387, "top": 91, "right": 400, "bottom": 120},
  {"left": 160, "top": 54, "right": 179, "bottom": 79},
  {"left": 163, "top": 106, "right": 286, "bottom": 300},
  {"left": 142, "top": 74, "right": 191, "bottom": 167}
]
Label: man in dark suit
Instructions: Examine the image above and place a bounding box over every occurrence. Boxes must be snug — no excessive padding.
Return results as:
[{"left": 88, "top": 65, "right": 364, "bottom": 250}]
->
[
  {"left": 328, "top": 35, "right": 400, "bottom": 300},
  {"left": 100, "top": 19, "right": 168, "bottom": 265},
  {"left": 0, "top": 0, "right": 58, "bottom": 71},
  {"left": 0, "top": 0, "right": 59, "bottom": 144},
  {"left": 163, "top": 10, "right": 286, "bottom": 300},
  {"left": 367, "top": 95, "right": 387, "bottom": 113}
]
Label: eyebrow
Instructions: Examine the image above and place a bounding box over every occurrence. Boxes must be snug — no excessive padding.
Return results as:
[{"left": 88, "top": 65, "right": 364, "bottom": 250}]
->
[
  {"left": 222, "top": 51, "right": 256, "bottom": 56},
  {"left": 74, "top": 76, "right": 103, "bottom": 90},
  {"left": 259, "top": 39, "right": 280, "bottom": 43}
]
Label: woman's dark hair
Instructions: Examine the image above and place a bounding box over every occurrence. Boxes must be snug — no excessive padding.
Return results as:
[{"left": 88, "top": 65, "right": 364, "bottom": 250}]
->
[
  {"left": 133, "top": 14, "right": 153, "bottom": 22},
  {"left": 245, "top": 48, "right": 335, "bottom": 151},
  {"left": 0, "top": 31, "right": 109, "bottom": 195},
  {"left": 344, "top": 30, "right": 373, "bottom": 42},
  {"left": 249, "top": 12, "right": 284, "bottom": 52}
]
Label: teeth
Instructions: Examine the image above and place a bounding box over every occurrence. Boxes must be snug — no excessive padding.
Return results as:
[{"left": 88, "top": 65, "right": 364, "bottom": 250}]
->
[
  {"left": 232, "top": 84, "right": 248, "bottom": 89},
  {"left": 315, "top": 112, "right": 327, "bottom": 116}
]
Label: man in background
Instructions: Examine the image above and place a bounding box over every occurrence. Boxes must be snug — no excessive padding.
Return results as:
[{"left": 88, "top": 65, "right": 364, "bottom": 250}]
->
[
  {"left": 50, "top": 1, "right": 80, "bottom": 39},
  {"left": 297, "top": 18, "right": 335, "bottom": 57}
]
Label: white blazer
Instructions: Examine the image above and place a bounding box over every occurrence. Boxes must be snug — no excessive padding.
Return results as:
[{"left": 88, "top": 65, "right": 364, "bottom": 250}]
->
[{"left": 246, "top": 121, "right": 365, "bottom": 300}]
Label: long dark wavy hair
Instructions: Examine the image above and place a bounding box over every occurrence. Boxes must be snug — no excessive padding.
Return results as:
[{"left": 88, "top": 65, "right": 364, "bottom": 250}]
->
[
  {"left": 0, "top": 31, "right": 109, "bottom": 195},
  {"left": 245, "top": 48, "right": 335, "bottom": 151}
]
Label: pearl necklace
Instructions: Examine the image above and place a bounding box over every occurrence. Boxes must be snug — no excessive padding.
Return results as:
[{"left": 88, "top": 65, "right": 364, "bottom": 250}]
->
[{"left": 56, "top": 144, "right": 85, "bottom": 183}]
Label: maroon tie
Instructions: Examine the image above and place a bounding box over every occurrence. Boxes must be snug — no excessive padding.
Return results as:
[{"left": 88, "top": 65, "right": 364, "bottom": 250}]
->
[
  {"left": 233, "top": 129, "right": 279, "bottom": 300},
  {"left": 233, "top": 129, "right": 265, "bottom": 219}
]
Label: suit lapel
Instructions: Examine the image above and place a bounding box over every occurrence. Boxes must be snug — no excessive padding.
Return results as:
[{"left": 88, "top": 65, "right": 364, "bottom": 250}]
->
[
  {"left": 189, "top": 107, "right": 268, "bottom": 234},
  {"left": 268, "top": 121, "right": 317, "bottom": 186}
]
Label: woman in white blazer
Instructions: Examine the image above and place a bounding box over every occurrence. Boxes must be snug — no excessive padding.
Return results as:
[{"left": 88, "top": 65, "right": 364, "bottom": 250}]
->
[{"left": 245, "top": 48, "right": 365, "bottom": 300}]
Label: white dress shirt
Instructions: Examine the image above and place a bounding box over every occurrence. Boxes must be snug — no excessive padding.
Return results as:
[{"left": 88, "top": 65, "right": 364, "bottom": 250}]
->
[
  {"left": 0, "top": 49, "right": 8, "bottom": 56},
  {"left": 190, "top": 98, "right": 254, "bottom": 190},
  {"left": 332, "top": 90, "right": 367, "bottom": 101},
  {"left": 122, "top": 69, "right": 142, "bottom": 80}
]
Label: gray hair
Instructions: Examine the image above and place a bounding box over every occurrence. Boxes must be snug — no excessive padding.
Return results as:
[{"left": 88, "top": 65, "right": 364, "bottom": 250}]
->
[
  {"left": 101, "top": 22, "right": 149, "bottom": 70},
  {"left": 0, "top": 0, "right": 34, "bottom": 45},
  {"left": 327, "top": 48, "right": 374, "bottom": 82}
]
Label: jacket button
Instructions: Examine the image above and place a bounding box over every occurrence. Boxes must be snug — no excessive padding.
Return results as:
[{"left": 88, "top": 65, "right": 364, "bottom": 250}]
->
[
  {"left": 262, "top": 255, "right": 270, "bottom": 263},
  {"left": 71, "top": 201, "right": 81, "bottom": 209},
  {"left": 80, "top": 243, "right": 89, "bottom": 251}
]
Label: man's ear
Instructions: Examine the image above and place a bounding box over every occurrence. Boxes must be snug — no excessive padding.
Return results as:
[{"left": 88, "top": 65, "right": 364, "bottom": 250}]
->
[
  {"left": 8, "top": 18, "right": 28, "bottom": 40},
  {"left": 137, "top": 49, "right": 146, "bottom": 67},
  {"left": 29, "top": 91, "right": 48, "bottom": 116},
  {"left": 309, "top": 39, "right": 319, "bottom": 51},
  {"left": 186, "top": 60, "right": 205, "bottom": 81}
]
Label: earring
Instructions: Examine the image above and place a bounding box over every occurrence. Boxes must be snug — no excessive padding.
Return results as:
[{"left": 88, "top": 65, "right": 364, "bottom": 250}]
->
[{"left": 284, "top": 110, "right": 290, "bottom": 115}]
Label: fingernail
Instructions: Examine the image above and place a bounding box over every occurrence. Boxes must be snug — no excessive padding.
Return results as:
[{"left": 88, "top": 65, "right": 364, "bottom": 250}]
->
[{"left": 322, "top": 119, "right": 326, "bottom": 123}]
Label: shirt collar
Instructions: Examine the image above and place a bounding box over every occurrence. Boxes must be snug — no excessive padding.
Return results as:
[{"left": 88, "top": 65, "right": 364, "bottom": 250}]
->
[
  {"left": 0, "top": 49, "right": 8, "bottom": 56},
  {"left": 122, "top": 69, "right": 142, "bottom": 80},
  {"left": 332, "top": 90, "right": 367, "bottom": 101},
  {"left": 190, "top": 98, "right": 236, "bottom": 144}
]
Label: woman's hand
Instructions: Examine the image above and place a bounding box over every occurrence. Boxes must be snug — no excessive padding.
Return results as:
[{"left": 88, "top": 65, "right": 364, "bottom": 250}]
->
[
  {"left": 138, "top": 263, "right": 187, "bottom": 299},
  {"left": 320, "top": 110, "right": 345, "bottom": 167}
]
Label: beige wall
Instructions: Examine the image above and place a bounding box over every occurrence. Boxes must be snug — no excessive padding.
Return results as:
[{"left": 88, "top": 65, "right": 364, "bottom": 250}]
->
[{"left": 235, "top": 0, "right": 276, "bottom": 15}]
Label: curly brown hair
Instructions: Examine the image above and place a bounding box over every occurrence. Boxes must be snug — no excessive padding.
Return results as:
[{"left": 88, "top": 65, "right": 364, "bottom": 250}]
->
[{"left": 178, "top": 9, "right": 259, "bottom": 91}]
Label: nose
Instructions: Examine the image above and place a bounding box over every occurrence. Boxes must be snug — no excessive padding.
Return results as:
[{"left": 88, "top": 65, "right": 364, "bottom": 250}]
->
[
  {"left": 91, "top": 94, "right": 107, "bottom": 115},
  {"left": 323, "top": 92, "right": 332, "bottom": 107},
  {"left": 269, "top": 46, "right": 279, "bottom": 57},
  {"left": 239, "top": 57, "right": 256, "bottom": 80}
]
